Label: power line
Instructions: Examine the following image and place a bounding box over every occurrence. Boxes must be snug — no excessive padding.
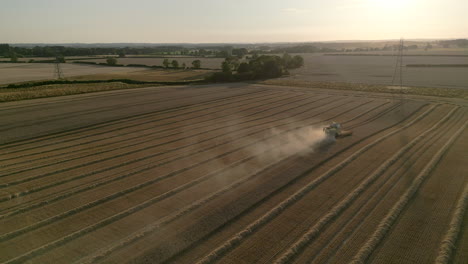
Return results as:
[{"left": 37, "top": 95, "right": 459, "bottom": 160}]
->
[
  {"left": 391, "top": 38, "right": 404, "bottom": 87},
  {"left": 391, "top": 38, "right": 405, "bottom": 102}
]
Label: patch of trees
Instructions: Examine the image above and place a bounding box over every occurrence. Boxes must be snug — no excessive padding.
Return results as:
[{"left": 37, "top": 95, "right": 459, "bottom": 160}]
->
[
  {"left": 163, "top": 59, "right": 170, "bottom": 68},
  {"left": 160, "top": 59, "right": 201, "bottom": 69},
  {"left": 106, "top": 57, "right": 118, "bottom": 66},
  {"left": 192, "top": 60, "right": 201, "bottom": 69},
  {"left": 0, "top": 44, "right": 11, "bottom": 57},
  {"left": 56, "top": 56, "right": 66, "bottom": 63},
  {"left": 10, "top": 53, "right": 18, "bottom": 62},
  {"left": 207, "top": 53, "right": 304, "bottom": 82}
]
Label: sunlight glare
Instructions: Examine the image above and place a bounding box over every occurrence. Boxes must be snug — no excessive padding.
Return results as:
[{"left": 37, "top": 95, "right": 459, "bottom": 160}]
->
[{"left": 369, "top": 0, "right": 413, "bottom": 10}]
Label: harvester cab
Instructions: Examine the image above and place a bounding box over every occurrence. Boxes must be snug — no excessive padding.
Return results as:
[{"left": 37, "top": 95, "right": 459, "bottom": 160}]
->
[{"left": 323, "top": 122, "right": 353, "bottom": 138}]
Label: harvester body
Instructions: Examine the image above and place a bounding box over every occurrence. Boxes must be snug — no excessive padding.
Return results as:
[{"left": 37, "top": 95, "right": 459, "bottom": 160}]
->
[{"left": 323, "top": 122, "right": 353, "bottom": 138}]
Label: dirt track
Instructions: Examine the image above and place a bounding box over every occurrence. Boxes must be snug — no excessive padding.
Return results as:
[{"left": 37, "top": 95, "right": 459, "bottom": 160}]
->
[{"left": 0, "top": 83, "right": 466, "bottom": 264}]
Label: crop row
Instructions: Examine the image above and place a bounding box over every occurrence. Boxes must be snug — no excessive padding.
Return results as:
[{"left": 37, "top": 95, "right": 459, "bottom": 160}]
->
[
  {"left": 2, "top": 99, "right": 390, "bottom": 223},
  {"left": 0, "top": 89, "right": 272, "bottom": 158},
  {"left": 350, "top": 119, "right": 467, "bottom": 264},
  {"left": 435, "top": 183, "right": 468, "bottom": 264},
  {"left": 0, "top": 97, "right": 365, "bottom": 240},
  {"left": 274, "top": 106, "right": 459, "bottom": 263},
  {"left": 0, "top": 91, "right": 294, "bottom": 172},
  {"left": 1, "top": 93, "right": 330, "bottom": 182},
  {"left": 128, "top": 101, "right": 429, "bottom": 264},
  {"left": 4, "top": 135, "right": 301, "bottom": 264},
  {"left": 0, "top": 95, "right": 384, "bottom": 262},
  {"left": 305, "top": 108, "right": 465, "bottom": 264},
  {"left": 346, "top": 101, "right": 403, "bottom": 129},
  {"left": 71, "top": 99, "right": 405, "bottom": 263},
  {"left": 109, "top": 102, "right": 428, "bottom": 264},
  {"left": 0, "top": 95, "right": 346, "bottom": 216},
  {"left": 0, "top": 95, "right": 347, "bottom": 203},
  {"left": 0, "top": 87, "right": 251, "bottom": 138},
  {"left": 1, "top": 122, "right": 318, "bottom": 242},
  {"left": 1, "top": 94, "right": 336, "bottom": 184},
  {"left": 0, "top": 87, "right": 267, "bottom": 154},
  {"left": 195, "top": 105, "right": 437, "bottom": 264}
]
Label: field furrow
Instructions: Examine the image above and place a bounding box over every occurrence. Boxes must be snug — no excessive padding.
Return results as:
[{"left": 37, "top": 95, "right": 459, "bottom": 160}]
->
[
  {"left": 1, "top": 100, "right": 395, "bottom": 220},
  {"left": 0, "top": 96, "right": 384, "bottom": 262},
  {"left": 0, "top": 94, "right": 343, "bottom": 204},
  {"left": 191, "top": 104, "right": 444, "bottom": 264},
  {"left": 97, "top": 101, "right": 429, "bottom": 264},
  {"left": 0, "top": 94, "right": 365, "bottom": 261},
  {"left": 0, "top": 88, "right": 272, "bottom": 158},
  {"left": 291, "top": 107, "right": 467, "bottom": 264},
  {"left": 0, "top": 94, "right": 338, "bottom": 183},
  {"left": 0, "top": 91, "right": 293, "bottom": 172},
  {"left": 367, "top": 118, "right": 468, "bottom": 264},
  {"left": 350, "top": 119, "right": 467, "bottom": 264},
  {"left": 1, "top": 83, "right": 465, "bottom": 264},
  {"left": 273, "top": 106, "right": 461, "bottom": 264},
  {"left": 0, "top": 87, "right": 270, "bottom": 145},
  {"left": 69, "top": 99, "right": 396, "bottom": 264}
]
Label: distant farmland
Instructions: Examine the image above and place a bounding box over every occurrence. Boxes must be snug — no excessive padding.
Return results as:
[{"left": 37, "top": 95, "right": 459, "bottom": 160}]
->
[
  {"left": 2, "top": 52, "right": 467, "bottom": 89},
  {"left": 73, "top": 57, "right": 226, "bottom": 69},
  {"left": 0, "top": 63, "right": 144, "bottom": 85},
  {"left": 72, "top": 53, "right": 468, "bottom": 88},
  {"left": 285, "top": 53, "right": 468, "bottom": 89}
]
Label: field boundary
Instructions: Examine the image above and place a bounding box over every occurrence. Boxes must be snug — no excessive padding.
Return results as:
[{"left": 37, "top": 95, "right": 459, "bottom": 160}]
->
[{"left": 4, "top": 78, "right": 206, "bottom": 90}]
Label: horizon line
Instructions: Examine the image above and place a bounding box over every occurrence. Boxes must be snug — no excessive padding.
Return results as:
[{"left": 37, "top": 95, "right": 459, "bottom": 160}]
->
[{"left": 4, "top": 37, "right": 467, "bottom": 46}]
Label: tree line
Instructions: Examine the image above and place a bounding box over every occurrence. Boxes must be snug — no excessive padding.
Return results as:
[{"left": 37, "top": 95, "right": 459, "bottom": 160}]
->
[
  {"left": 0, "top": 44, "right": 192, "bottom": 58},
  {"left": 0, "top": 43, "right": 335, "bottom": 59},
  {"left": 104, "top": 57, "right": 202, "bottom": 69},
  {"left": 2, "top": 40, "right": 467, "bottom": 60},
  {"left": 0, "top": 44, "right": 250, "bottom": 59}
]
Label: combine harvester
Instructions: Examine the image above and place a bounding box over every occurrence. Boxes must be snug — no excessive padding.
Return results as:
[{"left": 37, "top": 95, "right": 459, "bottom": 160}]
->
[{"left": 323, "top": 122, "right": 353, "bottom": 139}]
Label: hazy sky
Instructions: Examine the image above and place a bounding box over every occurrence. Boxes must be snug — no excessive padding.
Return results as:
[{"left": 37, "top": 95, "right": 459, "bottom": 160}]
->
[{"left": 1, "top": 0, "right": 467, "bottom": 43}]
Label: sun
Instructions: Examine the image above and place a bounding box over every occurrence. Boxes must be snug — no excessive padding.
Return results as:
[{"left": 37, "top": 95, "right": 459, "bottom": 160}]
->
[{"left": 364, "top": 0, "right": 418, "bottom": 16}]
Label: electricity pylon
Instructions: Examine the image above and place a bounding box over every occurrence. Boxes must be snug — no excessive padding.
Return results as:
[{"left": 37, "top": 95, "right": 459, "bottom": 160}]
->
[
  {"left": 392, "top": 38, "right": 404, "bottom": 89},
  {"left": 54, "top": 59, "right": 64, "bottom": 80}
]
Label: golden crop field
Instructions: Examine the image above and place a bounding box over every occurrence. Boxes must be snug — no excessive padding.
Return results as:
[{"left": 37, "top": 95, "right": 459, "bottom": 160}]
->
[{"left": 0, "top": 84, "right": 466, "bottom": 264}]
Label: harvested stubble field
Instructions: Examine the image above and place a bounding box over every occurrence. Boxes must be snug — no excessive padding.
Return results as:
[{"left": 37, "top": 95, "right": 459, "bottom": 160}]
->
[
  {"left": 0, "top": 63, "right": 145, "bottom": 85},
  {"left": 0, "top": 82, "right": 148, "bottom": 103},
  {"left": 285, "top": 53, "right": 468, "bottom": 89},
  {"left": 0, "top": 83, "right": 467, "bottom": 264}
]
